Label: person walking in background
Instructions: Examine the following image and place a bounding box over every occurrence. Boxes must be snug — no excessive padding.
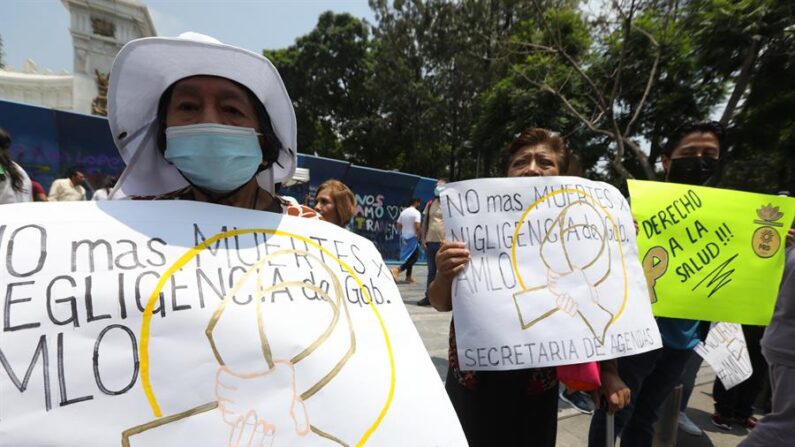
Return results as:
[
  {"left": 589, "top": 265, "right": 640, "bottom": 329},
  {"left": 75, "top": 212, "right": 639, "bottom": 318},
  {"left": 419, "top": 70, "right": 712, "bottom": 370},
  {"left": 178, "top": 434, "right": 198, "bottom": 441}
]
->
[
  {"left": 417, "top": 178, "right": 447, "bottom": 306},
  {"left": 48, "top": 167, "right": 86, "bottom": 201},
  {"left": 0, "top": 127, "right": 32, "bottom": 204},
  {"left": 92, "top": 176, "right": 117, "bottom": 201},
  {"left": 392, "top": 197, "right": 422, "bottom": 283},
  {"left": 313, "top": 179, "right": 356, "bottom": 228}
]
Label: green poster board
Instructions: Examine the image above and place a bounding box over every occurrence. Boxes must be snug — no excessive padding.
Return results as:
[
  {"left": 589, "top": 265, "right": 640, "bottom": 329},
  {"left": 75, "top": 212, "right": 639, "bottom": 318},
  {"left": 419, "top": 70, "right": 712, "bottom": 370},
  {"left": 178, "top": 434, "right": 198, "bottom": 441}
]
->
[{"left": 628, "top": 180, "right": 795, "bottom": 325}]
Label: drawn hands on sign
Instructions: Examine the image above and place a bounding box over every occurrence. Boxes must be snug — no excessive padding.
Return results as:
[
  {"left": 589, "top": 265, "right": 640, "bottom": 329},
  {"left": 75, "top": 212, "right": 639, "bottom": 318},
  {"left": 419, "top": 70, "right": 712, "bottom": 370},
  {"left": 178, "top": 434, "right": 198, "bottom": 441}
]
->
[
  {"left": 228, "top": 410, "right": 275, "bottom": 447},
  {"left": 547, "top": 268, "right": 612, "bottom": 337},
  {"left": 121, "top": 244, "right": 359, "bottom": 447},
  {"left": 216, "top": 360, "right": 310, "bottom": 446},
  {"left": 547, "top": 268, "right": 598, "bottom": 316},
  {"left": 512, "top": 196, "right": 622, "bottom": 344}
]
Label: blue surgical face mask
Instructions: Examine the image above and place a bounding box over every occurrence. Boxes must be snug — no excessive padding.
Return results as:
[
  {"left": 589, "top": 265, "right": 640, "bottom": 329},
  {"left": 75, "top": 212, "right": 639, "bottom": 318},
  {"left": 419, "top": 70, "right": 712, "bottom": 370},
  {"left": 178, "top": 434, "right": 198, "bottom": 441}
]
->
[
  {"left": 164, "top": 123, "right": 263, "bottom": 193},
  {"left": 433, "top": 186, "right": 441, "bottom": 197}
]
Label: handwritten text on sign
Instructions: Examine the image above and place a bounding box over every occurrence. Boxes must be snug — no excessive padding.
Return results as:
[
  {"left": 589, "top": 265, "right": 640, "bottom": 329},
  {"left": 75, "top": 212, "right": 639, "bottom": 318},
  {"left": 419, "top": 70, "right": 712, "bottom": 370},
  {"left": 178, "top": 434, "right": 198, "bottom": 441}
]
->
[
  {"left": 695, "top": 323, "right": 752, "bottom": 390},
  {"left": 0, "top": 201, "right": 465, "bottom": 447},
  {"left": 440, "top": 177, "right": 661, "bottom": 371},
  {"left": 629, "top": 180, "right": 795, "bottom": 325}
]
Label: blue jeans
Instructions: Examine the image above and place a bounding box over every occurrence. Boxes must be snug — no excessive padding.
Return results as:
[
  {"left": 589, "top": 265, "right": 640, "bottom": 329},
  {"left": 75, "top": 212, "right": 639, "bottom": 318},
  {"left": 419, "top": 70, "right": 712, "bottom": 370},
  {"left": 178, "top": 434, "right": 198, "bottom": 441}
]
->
[
  {"left": 588, "top": 346, "right": 693, "bottom": 447},
  {"left": 424, "top": 242, "right": 441, "bottom": 298}
]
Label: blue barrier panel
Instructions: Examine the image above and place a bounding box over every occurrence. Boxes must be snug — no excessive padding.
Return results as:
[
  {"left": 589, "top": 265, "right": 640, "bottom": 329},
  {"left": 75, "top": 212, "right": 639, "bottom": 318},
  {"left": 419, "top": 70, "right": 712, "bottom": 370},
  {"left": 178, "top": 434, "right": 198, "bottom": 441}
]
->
[
  {"left": 280, "top": 156, "right": 436, "bottom": 263},
  {"left": 1, "top": 100, "right": 60, "bottom": 189},
  {"left": 1, "top": 99, "right": 120, "bottom": 194},
  {"left": 344, "top": 165, "right": 422, "bottom": 262},
  {"left": 279, "top": 154, "right": 351, "bottom": 205},
  {"left": 53, "top": 108, "right": 122, "bottom": 192},
  {"left": 2, "top": 99, "right": 437, "bottom": 262},
  {"left": 413, "top": 176, "right": 437, "bottom": 205},
  {"left": 301, "top": 153, "right": 351, "bottom": 181}
]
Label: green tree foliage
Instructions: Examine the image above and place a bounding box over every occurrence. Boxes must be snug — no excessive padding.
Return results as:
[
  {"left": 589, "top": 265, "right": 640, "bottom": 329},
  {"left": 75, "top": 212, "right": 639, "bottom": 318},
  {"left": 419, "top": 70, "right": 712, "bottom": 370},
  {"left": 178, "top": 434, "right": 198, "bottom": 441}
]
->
[
  {"left": 715, "top": 0, "right": 795, "bottom": 193},
  {"left": 264, "top": 12, "right": 373, "bottom": 161},
  {"left": 471, "top": 3, "right": 601, "bottom": 178},
  {"left": 263, "top": 1, "right": 794, "bottom": 192}
]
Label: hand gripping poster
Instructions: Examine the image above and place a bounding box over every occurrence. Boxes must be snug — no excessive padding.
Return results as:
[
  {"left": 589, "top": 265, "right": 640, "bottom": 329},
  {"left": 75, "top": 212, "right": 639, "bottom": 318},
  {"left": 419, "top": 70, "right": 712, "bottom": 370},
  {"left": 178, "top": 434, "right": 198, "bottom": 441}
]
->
[
  {"left": 440, "top": 177, "right": 662, "bottom": 371},
  {"left": 0, "top": 202, "right": 466, "bottom": 446}
]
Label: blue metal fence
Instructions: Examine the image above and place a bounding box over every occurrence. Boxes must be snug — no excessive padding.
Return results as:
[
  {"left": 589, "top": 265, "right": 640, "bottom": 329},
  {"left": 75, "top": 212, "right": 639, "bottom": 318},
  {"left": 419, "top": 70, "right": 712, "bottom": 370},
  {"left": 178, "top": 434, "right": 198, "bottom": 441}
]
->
[{"left": 1, "top": 99, "right": 437, "bottom": 263}]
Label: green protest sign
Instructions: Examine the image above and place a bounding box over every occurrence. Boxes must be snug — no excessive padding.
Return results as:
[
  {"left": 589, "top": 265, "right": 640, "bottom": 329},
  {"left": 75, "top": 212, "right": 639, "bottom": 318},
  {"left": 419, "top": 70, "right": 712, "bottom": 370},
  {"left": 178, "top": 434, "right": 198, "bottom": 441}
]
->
[{"left": 628, "top": 180, "right": 795, "bottom": 325}]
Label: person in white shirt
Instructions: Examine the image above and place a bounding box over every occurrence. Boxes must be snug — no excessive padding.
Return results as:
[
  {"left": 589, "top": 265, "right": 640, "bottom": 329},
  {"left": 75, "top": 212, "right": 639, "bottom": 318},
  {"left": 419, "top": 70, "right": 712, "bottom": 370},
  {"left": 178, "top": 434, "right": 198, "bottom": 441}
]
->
[
  {"left": 92, "top": 176, "right": 117, "bottom": 201},
  {"left": 392, "top": 197, "right": 422, "bottom": 283},
  {"left": 0, "top": 128, "right": 32, "bottom": 204},
  {"left": 48, "top": 167, "right": 86, "bottom": 201}
]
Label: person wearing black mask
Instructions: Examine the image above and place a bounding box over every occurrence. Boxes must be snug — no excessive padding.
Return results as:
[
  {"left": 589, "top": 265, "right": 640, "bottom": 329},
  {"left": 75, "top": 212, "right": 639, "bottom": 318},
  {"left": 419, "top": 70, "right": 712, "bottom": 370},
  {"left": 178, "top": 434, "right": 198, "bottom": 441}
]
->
[
  {"left": 589, "top": 121, "right": 725, "bottom": 447},
  {"left": 661, "top": 123, "right": 771, "bottom": 432},
  {"left": 662, "top": 121, "right": 722, "bottom": 185}
]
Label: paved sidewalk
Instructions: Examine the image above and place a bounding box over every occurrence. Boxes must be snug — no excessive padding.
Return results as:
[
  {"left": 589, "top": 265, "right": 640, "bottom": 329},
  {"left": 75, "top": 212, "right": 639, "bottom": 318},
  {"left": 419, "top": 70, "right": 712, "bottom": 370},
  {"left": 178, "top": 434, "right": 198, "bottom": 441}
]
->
[{"left": 395, "top": 265, "right": 754, "bottom": 447}]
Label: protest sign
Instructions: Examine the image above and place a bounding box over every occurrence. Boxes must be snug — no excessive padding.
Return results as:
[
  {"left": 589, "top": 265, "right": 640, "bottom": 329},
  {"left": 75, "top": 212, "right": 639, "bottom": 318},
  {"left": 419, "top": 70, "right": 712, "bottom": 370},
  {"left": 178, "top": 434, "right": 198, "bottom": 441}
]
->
[
  {"left": 695, "top": 323, "right": 752, "bottom": 390},
  {"left": 628, "top": 180, "right": 795, "bottom": 324},
  {"left": 439, "top": 177, "right": 662, "bottom": 371},
  {"left": 0, "top": 201, "right": 466, "bottom": 446}
]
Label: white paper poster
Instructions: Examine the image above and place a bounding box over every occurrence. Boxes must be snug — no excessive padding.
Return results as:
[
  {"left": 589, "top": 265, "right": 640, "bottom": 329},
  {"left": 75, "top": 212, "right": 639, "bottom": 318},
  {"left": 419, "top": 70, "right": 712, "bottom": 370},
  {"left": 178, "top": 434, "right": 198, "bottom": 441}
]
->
[
  {"left": 0, "top": 201, "right": 466, "bottom": 446},
  {"left": 440, "top": 177, "right": 662, "bottom": 370},
  {"left": 695, "top": 322, "right": 752, "bottom": 390}
]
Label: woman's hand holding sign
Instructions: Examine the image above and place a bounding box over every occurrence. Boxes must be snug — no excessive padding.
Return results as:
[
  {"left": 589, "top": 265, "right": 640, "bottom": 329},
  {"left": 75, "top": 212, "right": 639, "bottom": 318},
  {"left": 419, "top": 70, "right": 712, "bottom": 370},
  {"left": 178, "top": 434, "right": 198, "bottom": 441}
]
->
[
  {"left": 437, "top": 241, "right": 471, "bottom": 280},
  {"left": 593, "top": 360, "right": 631, "bottom": 415},
  {"left": 428, "top": 240, "right": 471, "bottom": 311}
]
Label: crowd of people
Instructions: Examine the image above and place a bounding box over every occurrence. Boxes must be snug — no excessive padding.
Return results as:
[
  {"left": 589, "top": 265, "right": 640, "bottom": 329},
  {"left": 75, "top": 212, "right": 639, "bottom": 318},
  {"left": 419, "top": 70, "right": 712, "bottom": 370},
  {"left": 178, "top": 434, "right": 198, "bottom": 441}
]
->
[
  {"left": 1, "top": 31, "right": 793, "bottom": 447},
  {"left": 0, "top": 133, "right": 118, "bottom": 205}
]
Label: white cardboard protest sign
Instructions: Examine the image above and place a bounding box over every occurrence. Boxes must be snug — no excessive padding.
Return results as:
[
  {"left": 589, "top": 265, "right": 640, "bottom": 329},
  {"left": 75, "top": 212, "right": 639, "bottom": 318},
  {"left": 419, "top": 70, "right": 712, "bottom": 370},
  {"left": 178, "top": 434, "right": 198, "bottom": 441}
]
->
[
  {"left": 0, "top": 201, "right": 466, "bottom": 446},
  {"left": 440, "top": 177, "right": 662, "bottom": 370},
  {"left": 695, "top": 322, "right": 752, "bottom": 390}
]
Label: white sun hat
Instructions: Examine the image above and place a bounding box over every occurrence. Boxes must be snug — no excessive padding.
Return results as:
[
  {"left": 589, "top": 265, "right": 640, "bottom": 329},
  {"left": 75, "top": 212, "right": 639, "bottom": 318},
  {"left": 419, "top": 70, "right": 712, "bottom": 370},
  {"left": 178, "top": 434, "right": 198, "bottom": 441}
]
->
[{"left": 107, "top": 32, "right": 297, "bottom": 197}]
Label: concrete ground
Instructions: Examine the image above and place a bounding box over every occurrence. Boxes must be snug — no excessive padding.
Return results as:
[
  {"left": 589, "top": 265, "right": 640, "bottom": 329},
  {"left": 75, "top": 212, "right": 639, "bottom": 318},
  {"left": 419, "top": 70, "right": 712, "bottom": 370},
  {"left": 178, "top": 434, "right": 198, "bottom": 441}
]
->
[{"left": 395, "top": 265, "right": 755, "bottom": 447}]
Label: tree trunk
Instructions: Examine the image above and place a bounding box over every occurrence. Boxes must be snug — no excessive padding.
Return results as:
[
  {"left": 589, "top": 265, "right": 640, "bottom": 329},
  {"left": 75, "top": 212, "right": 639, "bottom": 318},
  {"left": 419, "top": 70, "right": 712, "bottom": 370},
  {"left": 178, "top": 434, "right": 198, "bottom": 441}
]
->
[{"left": 719, "top": 38, "right": 760, "bottom": 126}]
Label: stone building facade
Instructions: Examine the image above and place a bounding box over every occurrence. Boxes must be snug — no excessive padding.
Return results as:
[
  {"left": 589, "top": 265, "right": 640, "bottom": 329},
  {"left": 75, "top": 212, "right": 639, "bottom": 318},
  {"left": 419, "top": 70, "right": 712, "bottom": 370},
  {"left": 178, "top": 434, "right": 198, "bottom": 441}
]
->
[{"left": 0, "top": 0, "right": 155, "bottom": 114}]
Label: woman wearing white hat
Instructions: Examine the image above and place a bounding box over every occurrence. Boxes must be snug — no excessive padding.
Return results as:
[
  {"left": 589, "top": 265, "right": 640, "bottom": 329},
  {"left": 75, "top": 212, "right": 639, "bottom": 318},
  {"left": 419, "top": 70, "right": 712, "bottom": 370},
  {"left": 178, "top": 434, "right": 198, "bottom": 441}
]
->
[
  {"left": 108, "top": 32, "right": 313, "bottom": 217},
  {"left": 108, "top": 33, "right": 362, "bottom": 447}
]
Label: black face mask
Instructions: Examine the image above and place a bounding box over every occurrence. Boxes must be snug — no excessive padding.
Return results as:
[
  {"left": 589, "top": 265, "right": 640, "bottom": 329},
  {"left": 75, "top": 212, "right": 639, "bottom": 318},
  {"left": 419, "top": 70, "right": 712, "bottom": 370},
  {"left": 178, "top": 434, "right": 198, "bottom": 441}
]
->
[{"left": 666, "top": 157, "right": 719, "bottom": 185}]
